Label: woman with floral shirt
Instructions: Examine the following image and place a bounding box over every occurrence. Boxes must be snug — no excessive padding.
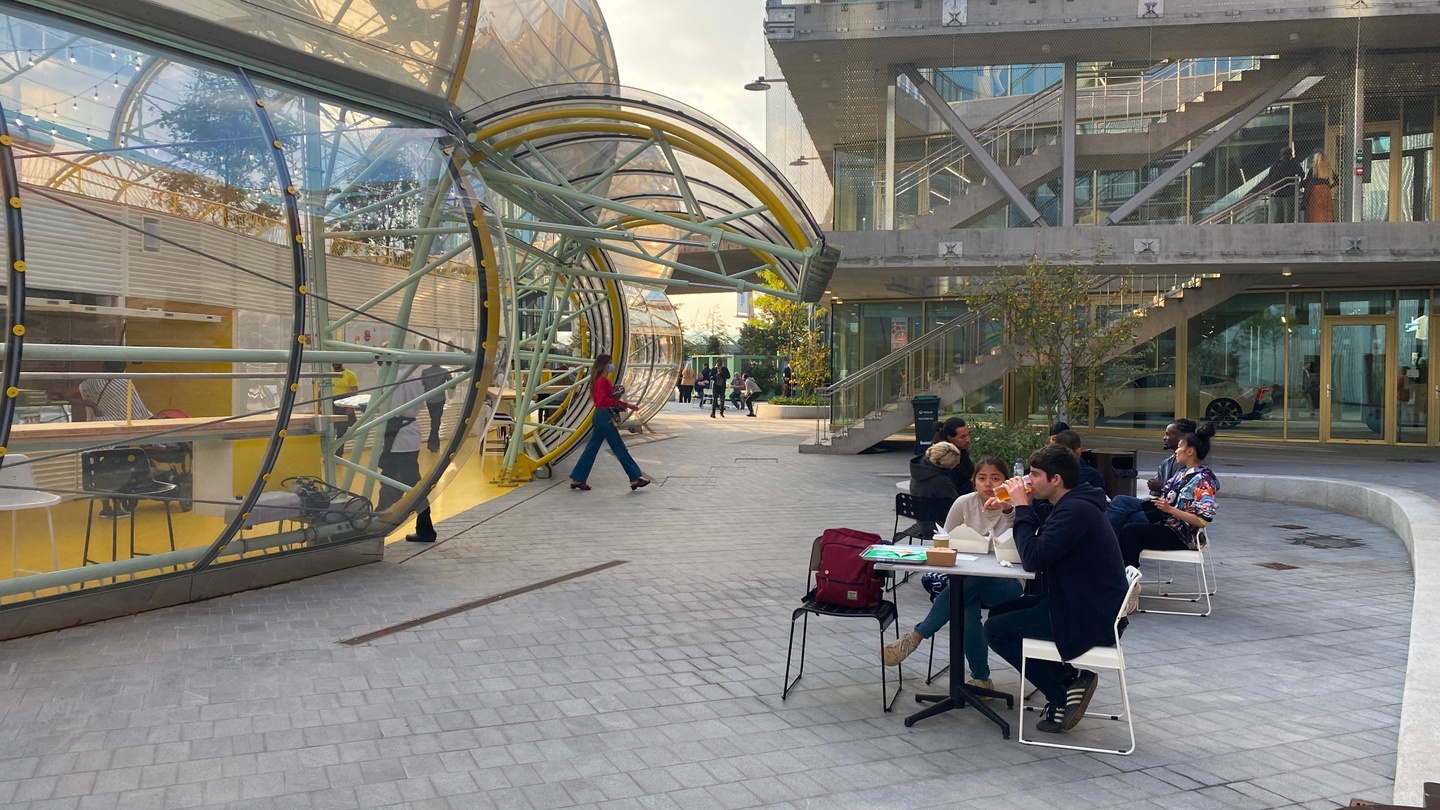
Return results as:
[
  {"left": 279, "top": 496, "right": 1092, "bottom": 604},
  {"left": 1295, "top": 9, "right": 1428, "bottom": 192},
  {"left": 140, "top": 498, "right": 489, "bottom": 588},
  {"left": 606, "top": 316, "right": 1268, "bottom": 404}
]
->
[{"left": 1117, "top": 421, "right": 1219, "bottom": 568}]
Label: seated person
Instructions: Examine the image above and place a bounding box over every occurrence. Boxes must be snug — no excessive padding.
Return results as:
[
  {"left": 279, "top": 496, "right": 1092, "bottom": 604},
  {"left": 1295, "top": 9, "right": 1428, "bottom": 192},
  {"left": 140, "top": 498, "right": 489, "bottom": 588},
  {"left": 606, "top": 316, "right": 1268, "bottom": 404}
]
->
[
  {"left": 1107, "top": 418, "right": 1196, "bottom": 535},
  {"left": 1050, "top": 429, "right": 1106, "bottom": 493},
  {"left": 728, "top": 372, "right": 745, "bottom": 407},
  {"left": 76, "top": 361, "right": 152, "bottom": 422},
  {"left": 1117, "top": 422, "right": 1219, "bottom": 568},
  {"left": 903, "top": 441, "right": 962, "bottom": 540},
  {"left": 932, "top": 417, "right": 976, "bottom": 497},
  {"left": 983, "top": 444, "right": 1128, "bottom": 735},
  {"left": 882, "top": 457, "right": 1023, "bottom": 693}
]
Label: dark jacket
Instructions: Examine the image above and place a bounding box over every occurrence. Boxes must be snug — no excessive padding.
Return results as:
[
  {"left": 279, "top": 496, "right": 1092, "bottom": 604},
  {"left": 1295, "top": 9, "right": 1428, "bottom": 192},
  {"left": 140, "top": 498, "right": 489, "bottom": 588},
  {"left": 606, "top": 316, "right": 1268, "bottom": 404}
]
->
[
  {"left": 1012, "top": 483, "right": 1128, "bottom": 660},
  {"left": 909, "top": 454, "right": 959, "bottom": 502},
  {"left": 1079, "top": 460, "right": 1106, "bottom": 494},
  {"left": 948, "top": 449, "right": 975, "bottom": 498},
  {"left": 712, "top": 365, "right": 729, "bottom": 391},
  {"left": 1265, "top": 156, "right": 1305, "bottom": 197}
]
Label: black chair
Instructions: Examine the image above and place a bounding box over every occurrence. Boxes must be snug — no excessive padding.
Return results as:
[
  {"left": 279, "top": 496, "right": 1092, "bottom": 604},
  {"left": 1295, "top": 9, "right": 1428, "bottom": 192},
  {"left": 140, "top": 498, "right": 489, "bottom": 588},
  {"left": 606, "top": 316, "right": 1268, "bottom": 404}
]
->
[
  {"left": 82, "top": 448, "right": 177, "bottom": 565},
  {"left": 782, "top": 535, "right": 902, "bottom": 712},
  {"left": 893, "top": 492, "right": 952, "bottom": 543}
]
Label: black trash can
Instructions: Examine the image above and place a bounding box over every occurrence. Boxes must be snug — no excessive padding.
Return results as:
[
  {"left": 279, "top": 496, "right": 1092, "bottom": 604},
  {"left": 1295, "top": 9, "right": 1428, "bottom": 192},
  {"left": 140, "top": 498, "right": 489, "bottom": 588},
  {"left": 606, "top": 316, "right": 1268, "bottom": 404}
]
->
[
  {"left": 1089, "top": 450, "right": 1139, "bottom": 499},
  {"left": 911, "top": 395, "right": 941, "bottom": 456}
]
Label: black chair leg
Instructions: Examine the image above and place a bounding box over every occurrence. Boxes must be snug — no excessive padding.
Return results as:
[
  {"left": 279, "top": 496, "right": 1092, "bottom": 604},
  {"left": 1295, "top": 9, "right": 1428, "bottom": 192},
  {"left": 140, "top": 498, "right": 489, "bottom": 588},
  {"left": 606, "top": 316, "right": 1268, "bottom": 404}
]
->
[
  {"left": 164, "top": 501, "right": 175, "bottom": 551},
  {"left": 879, "top": 621, "right": 902, "bottom": 712},
  {"left": 82, "top": 500, "right": 96, "bottom": 565},
  {"left": 782, "top": 611, "right": 808, "bottom": 700},
  {"left": 926, "top": 636, "right": 951, "bottom": 685}
]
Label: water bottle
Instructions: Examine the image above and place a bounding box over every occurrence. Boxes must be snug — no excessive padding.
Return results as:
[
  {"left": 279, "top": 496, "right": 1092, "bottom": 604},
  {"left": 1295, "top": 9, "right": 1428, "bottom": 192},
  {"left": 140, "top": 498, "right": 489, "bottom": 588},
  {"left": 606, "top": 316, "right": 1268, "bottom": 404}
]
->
[{"left": 1012, "top": 458, "right": 1023, "bottom": 477}]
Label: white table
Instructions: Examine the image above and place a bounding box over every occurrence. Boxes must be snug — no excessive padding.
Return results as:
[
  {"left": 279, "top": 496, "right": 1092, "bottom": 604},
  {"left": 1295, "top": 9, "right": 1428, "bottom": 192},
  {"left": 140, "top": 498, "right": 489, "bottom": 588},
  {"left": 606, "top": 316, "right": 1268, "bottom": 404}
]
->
[{"left": 875, "top": 553, "right": 1034, "bottom": 738}]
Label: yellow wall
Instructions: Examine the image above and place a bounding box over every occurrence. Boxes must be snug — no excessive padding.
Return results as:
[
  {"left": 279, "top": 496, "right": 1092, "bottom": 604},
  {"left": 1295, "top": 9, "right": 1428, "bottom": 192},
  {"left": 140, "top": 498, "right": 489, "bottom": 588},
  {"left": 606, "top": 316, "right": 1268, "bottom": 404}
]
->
[
  {"left": 231, "top": 435, "right": 323, "bottom": 498},
  {"left": 125, "top": 301, "right": 231, "bottom": 418}
]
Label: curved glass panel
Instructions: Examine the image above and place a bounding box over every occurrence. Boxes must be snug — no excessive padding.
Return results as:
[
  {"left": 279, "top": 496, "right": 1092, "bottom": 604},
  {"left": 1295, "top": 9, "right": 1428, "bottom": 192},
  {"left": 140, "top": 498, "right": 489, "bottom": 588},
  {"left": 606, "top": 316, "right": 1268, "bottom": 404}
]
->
[
  {"left": 455, "top": 0, "right": 618, "bottom": 110},
  {"left": 0, "top": 10, "right": 502, "bottom": 605}
]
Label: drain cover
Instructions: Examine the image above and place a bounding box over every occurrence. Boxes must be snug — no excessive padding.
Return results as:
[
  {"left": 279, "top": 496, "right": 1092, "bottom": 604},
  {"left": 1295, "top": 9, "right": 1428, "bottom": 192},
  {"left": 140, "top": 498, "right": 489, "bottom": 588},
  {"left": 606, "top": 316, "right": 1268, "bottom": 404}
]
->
[
  {"left": 1258, "top": 562, "right": 1300, "bottom": 570},
  {"left": 1387, "top": 458, "right": 1435, "bottom": 463},
  {"left": 734, "top": 458, "right": 779, "bottom": 464},
  {"left": 1274, "top": 524, "right": 1308, "bottom": 530},
  {"left": 1290, "top": 534, "right": 1363, "bottom": 549},
  {"left": 663, "top": 477, "right": 716, "bottom": 487}
]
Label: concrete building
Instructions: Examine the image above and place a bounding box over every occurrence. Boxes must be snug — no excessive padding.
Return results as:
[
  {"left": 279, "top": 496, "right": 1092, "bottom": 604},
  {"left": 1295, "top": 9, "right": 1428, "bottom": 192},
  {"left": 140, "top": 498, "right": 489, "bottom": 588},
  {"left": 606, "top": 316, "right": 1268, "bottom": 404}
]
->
[{"left": 763, "top": 0, "right": 1440, "bottom": 451}]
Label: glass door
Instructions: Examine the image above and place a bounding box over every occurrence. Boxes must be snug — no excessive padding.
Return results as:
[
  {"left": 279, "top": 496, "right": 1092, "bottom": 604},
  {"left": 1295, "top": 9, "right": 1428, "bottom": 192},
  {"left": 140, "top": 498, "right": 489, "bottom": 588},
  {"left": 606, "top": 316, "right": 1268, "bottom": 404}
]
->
[
  {"left": 1362, "top": 123, "right": 1403, "bottom": 222},
  {"left": 1321, "top": 317, "right": 1394, "bottom": 443}
]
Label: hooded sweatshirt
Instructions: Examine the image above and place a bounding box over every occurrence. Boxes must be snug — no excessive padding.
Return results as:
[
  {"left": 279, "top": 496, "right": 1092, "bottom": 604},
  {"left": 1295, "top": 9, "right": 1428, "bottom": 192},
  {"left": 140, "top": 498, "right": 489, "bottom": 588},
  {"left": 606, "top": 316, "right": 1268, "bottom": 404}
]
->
[
  {"left": 1011, "top": 482, "right": 1128, "bottom": 660},
  {"left": 908, "top": 453, "right": 959, "bottom": 502}
]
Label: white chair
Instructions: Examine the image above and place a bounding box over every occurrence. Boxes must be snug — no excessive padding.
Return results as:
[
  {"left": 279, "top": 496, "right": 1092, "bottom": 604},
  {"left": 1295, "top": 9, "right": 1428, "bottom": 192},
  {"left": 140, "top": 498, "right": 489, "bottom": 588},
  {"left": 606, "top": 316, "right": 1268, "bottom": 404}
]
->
[
  {"left": 0, "top": 454, "right": 61, "bottom": 582},
  {"left": 1018, "top": 565, "right": 1142, "bottom": 755},
  {"left": 1138, "top": 526, "right": 1214, "bottom": 617}
]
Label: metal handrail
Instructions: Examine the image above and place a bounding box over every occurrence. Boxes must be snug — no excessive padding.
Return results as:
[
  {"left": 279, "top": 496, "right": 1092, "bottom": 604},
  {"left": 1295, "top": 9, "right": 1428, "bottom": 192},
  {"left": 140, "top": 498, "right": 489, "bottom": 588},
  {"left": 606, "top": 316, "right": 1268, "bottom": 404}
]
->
[
  {"left": 816, "top": 271, "right": 1216, "bottom": 440},
  {"left": 1196, "top": 175, "right": 1302, "bottom": 225},
  {"left": 896, "top": 57, "right": 1263, "bottom": 203}
]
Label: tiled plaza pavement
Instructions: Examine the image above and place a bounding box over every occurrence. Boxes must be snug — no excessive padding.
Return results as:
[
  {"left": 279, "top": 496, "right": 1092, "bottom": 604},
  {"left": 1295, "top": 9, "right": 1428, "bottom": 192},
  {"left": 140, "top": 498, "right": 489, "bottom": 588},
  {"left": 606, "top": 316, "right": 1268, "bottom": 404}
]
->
[{"left": 0, "top": 402, "right": 1414, "bottom": 810}]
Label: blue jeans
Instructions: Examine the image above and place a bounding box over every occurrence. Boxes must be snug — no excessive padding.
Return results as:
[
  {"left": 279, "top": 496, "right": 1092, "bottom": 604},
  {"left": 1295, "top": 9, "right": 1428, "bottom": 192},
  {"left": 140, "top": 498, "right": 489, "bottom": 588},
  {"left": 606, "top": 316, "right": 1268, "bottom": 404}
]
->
[
  {"left": 569, "top": 409, "right": 643, "bottom": 484},
  {"left": 983, "top": 597, "right": 1074, "bottom": 706},
  {"left": 1107, "top": 495, "right": 1152, "bottom": 537},
  {"left": 915, "top": 576, "right": 1022, "bottom": 681}
]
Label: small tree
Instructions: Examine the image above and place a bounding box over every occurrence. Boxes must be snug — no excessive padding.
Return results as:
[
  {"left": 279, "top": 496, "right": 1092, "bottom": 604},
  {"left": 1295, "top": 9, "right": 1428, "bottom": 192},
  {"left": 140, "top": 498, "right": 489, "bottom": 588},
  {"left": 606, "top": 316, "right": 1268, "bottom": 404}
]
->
[
  {"left": 972, "top": 255, "right": 1141, "bottom": 422},
  {"left": 746, "top": 270, "right": 829, "bottom": 396}
]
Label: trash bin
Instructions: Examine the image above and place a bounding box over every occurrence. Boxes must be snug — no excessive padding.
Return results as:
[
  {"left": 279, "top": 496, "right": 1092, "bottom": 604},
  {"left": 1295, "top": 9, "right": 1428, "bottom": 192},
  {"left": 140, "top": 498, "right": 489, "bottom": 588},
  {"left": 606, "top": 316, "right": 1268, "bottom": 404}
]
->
[
  {"left": 911, "top": 395, "right": 941, "bottom": 456},
  {"left": 1087, "top": 450, "right": 1138, "bottom": 499}
]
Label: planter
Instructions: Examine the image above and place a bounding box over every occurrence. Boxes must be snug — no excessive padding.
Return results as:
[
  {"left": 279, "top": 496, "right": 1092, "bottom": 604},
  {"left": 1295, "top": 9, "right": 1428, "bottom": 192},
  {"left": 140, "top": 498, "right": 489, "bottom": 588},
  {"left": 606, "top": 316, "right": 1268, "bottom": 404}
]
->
[{"left": 755, "top": 403, "right": 829, "bottom": 419}]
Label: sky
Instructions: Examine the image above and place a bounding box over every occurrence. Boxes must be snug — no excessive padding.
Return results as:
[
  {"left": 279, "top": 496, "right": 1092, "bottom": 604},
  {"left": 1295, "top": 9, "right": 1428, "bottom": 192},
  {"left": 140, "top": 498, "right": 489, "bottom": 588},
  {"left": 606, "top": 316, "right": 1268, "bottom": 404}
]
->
[{"left": 599, "top": 0, "right": 771, "bottom": 334}]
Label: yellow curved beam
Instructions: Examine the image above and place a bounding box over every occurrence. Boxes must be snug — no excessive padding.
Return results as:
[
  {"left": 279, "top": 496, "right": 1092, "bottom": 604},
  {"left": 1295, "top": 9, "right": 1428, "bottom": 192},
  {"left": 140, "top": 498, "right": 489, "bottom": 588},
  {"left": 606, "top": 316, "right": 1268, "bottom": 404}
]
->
[{"left": 473, "top": 107, "right": 809, "bottom": 253}]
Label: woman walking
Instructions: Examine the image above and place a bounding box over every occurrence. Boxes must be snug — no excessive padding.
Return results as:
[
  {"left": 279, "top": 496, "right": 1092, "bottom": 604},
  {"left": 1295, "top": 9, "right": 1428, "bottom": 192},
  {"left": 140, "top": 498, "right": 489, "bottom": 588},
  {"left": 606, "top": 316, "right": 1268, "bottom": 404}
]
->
[
  {"left": 569, "top": 353, "right": 651, "bottom": 491},
  {"left": 1305, "top": 151, "right": 1338, "bottom": 223}
]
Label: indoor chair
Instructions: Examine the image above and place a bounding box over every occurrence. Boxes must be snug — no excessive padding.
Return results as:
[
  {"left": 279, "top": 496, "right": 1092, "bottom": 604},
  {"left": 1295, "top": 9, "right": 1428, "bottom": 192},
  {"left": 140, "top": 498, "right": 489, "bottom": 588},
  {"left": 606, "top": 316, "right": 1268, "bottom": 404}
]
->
[
  {"left": 0, "top": 454, "right": 61, "bottom": 583},
  {"left": 1019, "top": 565, "right": 1143, "bottom": 755},
  {"left": 81, "top": 448, "right": 177, "bottom": 565}
]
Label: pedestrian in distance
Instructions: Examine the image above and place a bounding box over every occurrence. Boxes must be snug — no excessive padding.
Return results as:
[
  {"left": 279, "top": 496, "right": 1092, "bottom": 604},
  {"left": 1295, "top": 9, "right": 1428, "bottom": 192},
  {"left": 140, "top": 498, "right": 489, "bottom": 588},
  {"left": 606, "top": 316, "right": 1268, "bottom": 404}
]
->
[
  {"left": 710, "top": 359, "right": 730, "bottom": 418},
  {"left": 679, "top": 361, "right": 695, "bottom": 403},
  {"left": 743, "top": 372, "right": 762, "bottom": 416}
]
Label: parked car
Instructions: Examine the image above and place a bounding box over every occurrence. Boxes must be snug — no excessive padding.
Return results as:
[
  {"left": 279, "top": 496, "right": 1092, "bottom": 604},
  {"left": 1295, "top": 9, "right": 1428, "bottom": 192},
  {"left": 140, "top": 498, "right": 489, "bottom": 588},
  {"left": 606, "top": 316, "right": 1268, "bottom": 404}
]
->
[{"left": 1097, "top": 371, "right": 1272, "bottom": 429}]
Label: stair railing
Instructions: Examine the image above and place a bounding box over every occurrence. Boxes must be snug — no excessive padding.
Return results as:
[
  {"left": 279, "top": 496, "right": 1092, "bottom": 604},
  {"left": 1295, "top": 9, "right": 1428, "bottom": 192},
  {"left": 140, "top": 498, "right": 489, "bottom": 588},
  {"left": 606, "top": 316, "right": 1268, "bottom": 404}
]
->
[
  {"left": 813, "top": 271, "right": 1222, "bottom": 445},
  {"left": 1196, "top": 175, "right": 1303, "bottom": 225},
  {"left": 898, "top": 57, "right": 1270, "bottom": 213}
]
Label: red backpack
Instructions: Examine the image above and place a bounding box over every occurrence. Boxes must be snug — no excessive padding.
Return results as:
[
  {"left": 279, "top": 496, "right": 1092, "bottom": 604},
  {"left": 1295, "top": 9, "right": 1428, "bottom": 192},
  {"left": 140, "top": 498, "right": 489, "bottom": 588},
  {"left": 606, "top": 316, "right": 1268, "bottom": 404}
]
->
[{"left": 814, "top": 528, "right": 886, "bottom": 608}]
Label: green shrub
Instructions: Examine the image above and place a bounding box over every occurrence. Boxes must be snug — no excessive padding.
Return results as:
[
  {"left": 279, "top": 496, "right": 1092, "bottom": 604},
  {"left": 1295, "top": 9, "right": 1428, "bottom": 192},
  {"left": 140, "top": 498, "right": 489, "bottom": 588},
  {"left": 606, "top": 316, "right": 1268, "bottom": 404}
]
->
[
  {"left": 769, "top": 394, "right": 820, "bottom": 406},
  {"left": 967, "top": 420, "right": 1047, "bottom": 468}
]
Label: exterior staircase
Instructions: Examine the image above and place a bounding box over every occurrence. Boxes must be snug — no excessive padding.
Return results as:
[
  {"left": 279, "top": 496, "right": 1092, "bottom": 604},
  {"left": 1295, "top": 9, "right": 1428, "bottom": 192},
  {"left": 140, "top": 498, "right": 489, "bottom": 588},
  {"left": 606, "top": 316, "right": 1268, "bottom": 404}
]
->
[
  {"left": 916, "top": 56, "right": 1319, "bottom": 230},
  {"left": 802, "top": 271, "right": 1261, "bottom": 454}
]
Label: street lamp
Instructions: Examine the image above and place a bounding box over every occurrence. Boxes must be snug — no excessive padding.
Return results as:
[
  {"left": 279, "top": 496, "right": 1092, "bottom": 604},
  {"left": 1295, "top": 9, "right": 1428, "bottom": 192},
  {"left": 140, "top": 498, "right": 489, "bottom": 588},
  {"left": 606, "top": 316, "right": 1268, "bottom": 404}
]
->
[
  {"left": 789, "top": 156, "right": 820, "bottom": 167},
  {"left": 744, "top": 75, "right": 787, "bottom": 91}
]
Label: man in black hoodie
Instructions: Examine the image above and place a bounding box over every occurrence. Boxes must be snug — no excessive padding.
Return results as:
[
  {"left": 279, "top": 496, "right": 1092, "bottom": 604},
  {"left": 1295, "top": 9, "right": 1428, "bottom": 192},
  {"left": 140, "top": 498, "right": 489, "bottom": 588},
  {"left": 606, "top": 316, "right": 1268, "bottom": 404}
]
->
[{"left": 983, "top": 444, "right": 1128, "bottom": 735}]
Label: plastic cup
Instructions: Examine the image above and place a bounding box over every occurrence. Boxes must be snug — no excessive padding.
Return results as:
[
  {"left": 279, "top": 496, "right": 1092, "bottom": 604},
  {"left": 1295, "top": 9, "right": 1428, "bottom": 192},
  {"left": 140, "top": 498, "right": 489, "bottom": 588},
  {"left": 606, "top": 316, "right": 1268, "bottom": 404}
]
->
[{"left": 994, "top": 475, "right": 1033, "bottom": 502}]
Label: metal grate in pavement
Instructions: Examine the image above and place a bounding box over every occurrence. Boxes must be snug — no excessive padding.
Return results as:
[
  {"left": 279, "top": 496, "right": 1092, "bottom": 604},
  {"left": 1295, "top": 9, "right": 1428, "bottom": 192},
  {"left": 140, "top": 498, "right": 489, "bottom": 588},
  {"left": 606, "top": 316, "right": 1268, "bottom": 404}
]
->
[
  {"left": 663, "top": 476, "right": 717, "bottom": 487},
  {"left": 1274, "top": 524, "right": 1309, "bottom": 530},
  {"left": 1258, "top": 561, "right": 1301, "bottom": 570},
  {"left": 734, "top": 457, "right": 779, "bottom": 464},
  {"left": 1290, "top": 533, "right": 1365, "bottom": 549}
]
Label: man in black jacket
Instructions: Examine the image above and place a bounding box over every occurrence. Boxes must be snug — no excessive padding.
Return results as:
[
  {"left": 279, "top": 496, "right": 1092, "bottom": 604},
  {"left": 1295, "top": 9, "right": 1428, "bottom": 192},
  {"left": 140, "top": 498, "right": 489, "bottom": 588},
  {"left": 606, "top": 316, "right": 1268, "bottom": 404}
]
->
[
  {"left": 984, "top": 444, "right": 1128, "bottom": 734},
  {"left": 933, "top": 417, "right": 975, "bottom": 497},
  {"left": 1264, "top": 146, "right": 1305, "bottom": 223}
]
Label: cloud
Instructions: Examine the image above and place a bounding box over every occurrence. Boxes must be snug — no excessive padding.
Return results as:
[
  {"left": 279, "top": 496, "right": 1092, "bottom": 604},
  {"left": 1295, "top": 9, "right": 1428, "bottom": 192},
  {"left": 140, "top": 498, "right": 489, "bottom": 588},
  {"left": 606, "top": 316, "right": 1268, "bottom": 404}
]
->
[{"left": 600, "top": 0, "right": 768, "bottom": 146}]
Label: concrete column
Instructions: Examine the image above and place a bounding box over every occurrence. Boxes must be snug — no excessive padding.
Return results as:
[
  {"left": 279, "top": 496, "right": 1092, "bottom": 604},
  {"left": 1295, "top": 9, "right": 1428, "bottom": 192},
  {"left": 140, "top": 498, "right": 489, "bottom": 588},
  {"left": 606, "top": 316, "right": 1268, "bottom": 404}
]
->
[
  {"left": 884, "top": 75, "right": 897, "bottom": 231},
  {"left": 1061, "top": 59, "right": 1078, "bottom": 227}
]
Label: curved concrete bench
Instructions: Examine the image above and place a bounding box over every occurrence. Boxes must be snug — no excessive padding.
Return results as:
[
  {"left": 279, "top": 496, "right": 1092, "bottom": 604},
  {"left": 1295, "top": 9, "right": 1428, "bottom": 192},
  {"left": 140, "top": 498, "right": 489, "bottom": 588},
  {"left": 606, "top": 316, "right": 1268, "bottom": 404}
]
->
[{"left": 1225, "top": 473, "right": 1438, "bottom": 806}]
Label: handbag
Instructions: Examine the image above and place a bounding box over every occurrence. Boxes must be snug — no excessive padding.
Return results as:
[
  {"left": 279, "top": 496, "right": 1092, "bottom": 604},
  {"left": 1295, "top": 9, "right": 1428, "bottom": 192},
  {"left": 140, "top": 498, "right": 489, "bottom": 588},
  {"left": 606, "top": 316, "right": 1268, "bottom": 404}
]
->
[{"left": 609, "top": 405, "right": 627, "bottom": 426}]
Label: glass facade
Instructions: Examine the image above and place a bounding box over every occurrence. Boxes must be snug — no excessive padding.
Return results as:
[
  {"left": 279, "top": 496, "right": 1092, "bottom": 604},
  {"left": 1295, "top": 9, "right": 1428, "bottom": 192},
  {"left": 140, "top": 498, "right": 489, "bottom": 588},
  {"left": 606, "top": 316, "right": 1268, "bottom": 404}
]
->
[
  {"left": 830, "top": 288, "right": 1440, "bottom": 445},
  {"left": 0, "top": 10, "right": 506, "bottom": 606},
  {"left": 832, "top": 51, "right": 1440, "bottom": 231}
]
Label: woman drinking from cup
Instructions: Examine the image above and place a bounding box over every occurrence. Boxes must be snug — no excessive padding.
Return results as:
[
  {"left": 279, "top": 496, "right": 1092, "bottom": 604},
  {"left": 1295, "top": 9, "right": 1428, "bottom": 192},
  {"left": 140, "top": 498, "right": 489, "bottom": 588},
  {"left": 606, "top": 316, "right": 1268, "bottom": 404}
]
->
[{"left": 881, "top": 457, "right": 1022, "bottom": 692}]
